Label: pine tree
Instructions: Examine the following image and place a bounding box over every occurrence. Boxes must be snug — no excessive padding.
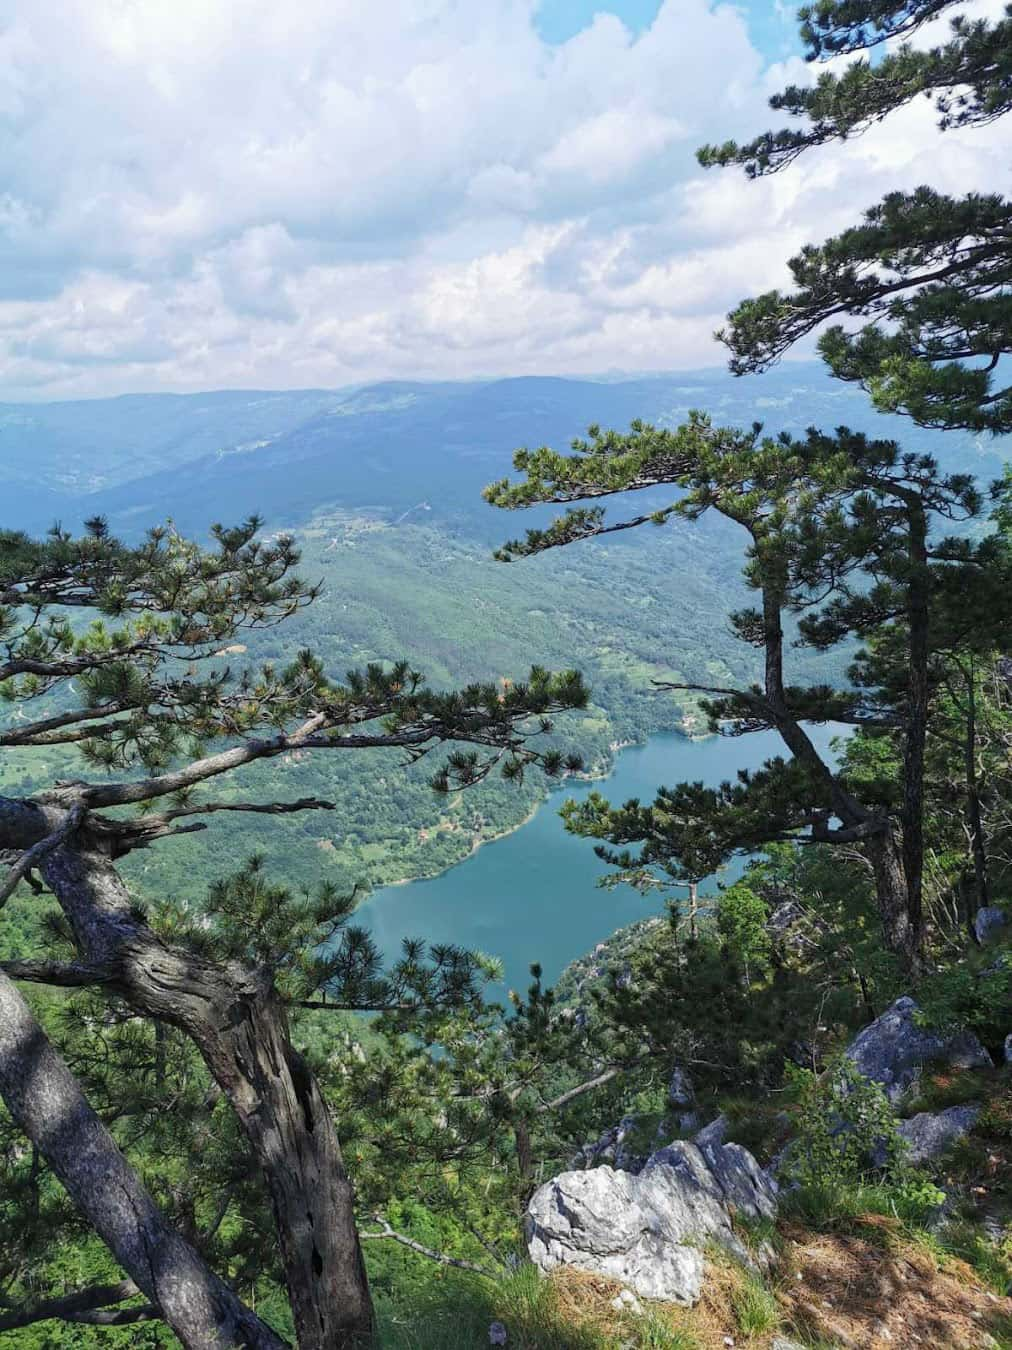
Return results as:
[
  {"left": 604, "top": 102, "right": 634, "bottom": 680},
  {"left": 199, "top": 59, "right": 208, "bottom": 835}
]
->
[
  {"left": 697, "top": 0, "right": 1012, "bottom": 433},
  {"left": 484, "top": 0, "right": 1012, "bottom": 977},
  {"left": 0, "top": 516, "right": 587, "bottom": 1346},
  {"left": 484, "top": 413, "right": 1012, "bottom": 972}
]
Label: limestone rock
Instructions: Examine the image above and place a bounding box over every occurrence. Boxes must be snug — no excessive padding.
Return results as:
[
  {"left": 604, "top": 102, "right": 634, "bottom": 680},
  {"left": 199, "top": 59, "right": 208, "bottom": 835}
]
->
[
  {"left": 667, "top": 1067, "right": 700, "bottom": 1133},
  {"left": 574, "top": 1114, "right": 647, "bottom": 1174},
  {"left": 844, "top": 996, "right": 992, "bottom": 1104},
  {"left": 525, "top": 1138, "right": 777, "bottom": 1306},
  {"left": 897, "top": 1104, "right": 980, "bottom": 1165},
  {"left": 667, "top": 1066, "right": 694, "bottom": 1109},
  {"left": 974, "top": 906, "right": 1007, "bottom": 945},
  {"left": 693, "top": 1114, "right": 729, "bottom": 1150}
]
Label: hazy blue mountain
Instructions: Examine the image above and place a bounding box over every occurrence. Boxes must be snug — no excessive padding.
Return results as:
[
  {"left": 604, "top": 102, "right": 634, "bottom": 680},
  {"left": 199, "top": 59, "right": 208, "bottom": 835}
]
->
[
  {"left": 3, "top": 367, "right": 1006, "bottom": 900},
  {"left": 5, "top": 366, "right": 1006, "bottom": 539}
]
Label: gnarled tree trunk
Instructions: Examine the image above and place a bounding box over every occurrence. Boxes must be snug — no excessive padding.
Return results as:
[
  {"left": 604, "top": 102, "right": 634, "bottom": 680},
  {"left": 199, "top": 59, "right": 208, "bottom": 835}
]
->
[
  {"left": 37, "top": 833, "right": 375, "bottom": 1350},
  {"left": 0, "top": 969, "right": 286, "bottom": 1350}
]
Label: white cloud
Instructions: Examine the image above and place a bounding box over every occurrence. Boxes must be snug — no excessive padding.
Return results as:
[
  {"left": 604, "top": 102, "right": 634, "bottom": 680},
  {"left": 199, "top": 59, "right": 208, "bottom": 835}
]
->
[{"left": 0, "top": 0, "right": 1007, "bottom": 398}]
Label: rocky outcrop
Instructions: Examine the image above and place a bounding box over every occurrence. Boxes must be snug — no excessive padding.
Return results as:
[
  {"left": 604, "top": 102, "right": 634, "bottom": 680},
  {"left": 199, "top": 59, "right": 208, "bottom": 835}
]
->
[
  {"left": 897, "top": 1104, "right": 981, "bottom": 1165},
  {"left": 667, "top": 1067, "right": 700, "bottom": 1134},
  {"left": 844, "top": 996, "right": 992, "bottom": 1104},
  {"left": 974, "top": 906, "right": 1007, "bottom": 945},
  {"left": 525, "top": 1138, "right": 777, "bottom": 1306},
  {"left": 573, "top": 1115, "right": 647, "bottom": 1174},
  {"left": 693, "top": 1114, "right": 729, "bottom": 1150}
]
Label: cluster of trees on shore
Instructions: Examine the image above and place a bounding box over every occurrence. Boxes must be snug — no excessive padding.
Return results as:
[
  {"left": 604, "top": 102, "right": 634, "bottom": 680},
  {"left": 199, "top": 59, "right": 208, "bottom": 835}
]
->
[{"left": 1, "top": 0, "right": 1010, "bottom": 1345}]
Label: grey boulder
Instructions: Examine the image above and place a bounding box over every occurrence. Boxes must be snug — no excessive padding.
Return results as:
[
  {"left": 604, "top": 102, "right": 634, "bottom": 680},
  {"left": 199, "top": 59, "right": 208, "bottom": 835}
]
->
[
  {"left": 974, "top": 906, "right": 1007, "bottom": 945},
  {"left": 693, "top": 1114, "right": 729, "bottom": 1150},
  {"left": 525, "top": 1139, "right": 777, "bottom": 1306},
  {"left": 897, "top": 1104, "right": 980, "bottom": 1165},
  {"left": 845, "top": 996, "right": 991, "bottom": 1104},
  {"left": 667, "top": 1067, "right": 699, "bottom": 1133}
]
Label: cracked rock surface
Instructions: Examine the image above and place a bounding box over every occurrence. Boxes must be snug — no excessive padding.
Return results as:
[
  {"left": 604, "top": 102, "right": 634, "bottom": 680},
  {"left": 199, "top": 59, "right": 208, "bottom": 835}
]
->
[{"left": 525, "top": 1138, "right": 777, "bottom": 1305}]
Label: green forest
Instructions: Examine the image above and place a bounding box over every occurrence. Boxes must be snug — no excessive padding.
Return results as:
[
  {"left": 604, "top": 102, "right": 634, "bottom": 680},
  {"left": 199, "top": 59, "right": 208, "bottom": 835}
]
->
[{"left": 1, "top": 1, "right": 1012, "bottom": 1349}]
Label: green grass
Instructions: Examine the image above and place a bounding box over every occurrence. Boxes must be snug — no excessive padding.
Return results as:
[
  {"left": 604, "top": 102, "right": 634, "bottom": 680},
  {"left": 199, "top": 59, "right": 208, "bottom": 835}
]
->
[
  {"left": 918, "top": 1220, "right": 1012, "bottom": 1295},
  {"left": 634, "top": 1316, "right": 702, "bottom": 1349},
  {"left": 375, "top": 1264, "right": 609, "bottom": 1350},
  {"left": 780, "top": 1178, "right": 945, "bottom": 1232},
  {"left": 903, "top": 1067, "right": 996, "bottom": 1115},
  {"left": 731, "top": 1273, "right": 782, "bottom": 1336}
]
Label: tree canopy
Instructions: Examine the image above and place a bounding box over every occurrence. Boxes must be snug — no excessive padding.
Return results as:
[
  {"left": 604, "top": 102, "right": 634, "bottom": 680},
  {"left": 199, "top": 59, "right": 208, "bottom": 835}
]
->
[{"left": 698, "top": 0, "right": 1012, "bottom": 433}]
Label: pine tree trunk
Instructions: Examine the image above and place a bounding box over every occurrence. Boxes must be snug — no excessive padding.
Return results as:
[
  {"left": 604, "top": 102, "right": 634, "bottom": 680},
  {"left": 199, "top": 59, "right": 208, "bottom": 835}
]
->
[
  {"left": 514, "top": 1118, "right": 535, "bottom": 1208},
  {"left": 0, "top": 970, "right": 286, "bottom": 1350},
  {"left": 40, "top": 841, "right": 376, "bottom": 1350},
  {"left": 901, "top": 499, "right": 930, "bottom": 965},
  {"left": 865, "top": 825, "right": 923, "bottom": 975}
]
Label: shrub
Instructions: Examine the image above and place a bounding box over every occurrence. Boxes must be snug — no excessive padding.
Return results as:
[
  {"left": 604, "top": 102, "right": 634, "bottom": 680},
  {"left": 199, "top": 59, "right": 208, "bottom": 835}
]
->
[{"left": 783, "top": 1057, "right": 907, "bottom": 1188}]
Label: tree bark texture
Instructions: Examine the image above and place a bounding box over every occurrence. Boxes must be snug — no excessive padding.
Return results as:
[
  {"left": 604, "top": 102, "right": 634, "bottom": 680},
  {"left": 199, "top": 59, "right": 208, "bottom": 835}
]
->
[
  {"left": 0, "top": 970, "right": 286, "bottom": 1350},
  {"left": 38, "top": 837, "right": 376, "bottom": 1350}
]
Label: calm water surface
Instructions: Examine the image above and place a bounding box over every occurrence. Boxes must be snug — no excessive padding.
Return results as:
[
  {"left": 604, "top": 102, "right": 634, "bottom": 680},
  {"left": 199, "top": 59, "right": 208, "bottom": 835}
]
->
[{"left": 361, "top": 724, "right": 844, "bottom": 994}]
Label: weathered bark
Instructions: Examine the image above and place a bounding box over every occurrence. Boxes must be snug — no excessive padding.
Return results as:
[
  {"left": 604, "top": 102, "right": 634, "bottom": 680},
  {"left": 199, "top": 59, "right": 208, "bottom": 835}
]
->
[
  {"left": 39, "top": 838, "right": 375, "bottom": 1350},
  {"left": 514, "top": 1118, "right": 535, "bottom": 1208},
  {"left": 865, "top": 825, "right": 923, "bottom": 974},
  {"left": 900, "top": 498, "right": 930, "bottom": 961},
  {"left": 755, "top": 586, "right": 923, "bottom": 968},
  {"left": 759, "top": 588, "right": 872, "bottom": 828},
  {"left": 0, "top": 970, "right": 286, "bottom": 1349}
]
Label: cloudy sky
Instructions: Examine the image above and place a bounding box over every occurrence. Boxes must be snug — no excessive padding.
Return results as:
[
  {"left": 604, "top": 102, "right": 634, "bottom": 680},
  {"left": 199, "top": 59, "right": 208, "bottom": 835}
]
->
[{"left": 0, "top": 0, "right": 1008, "bottom": 400}]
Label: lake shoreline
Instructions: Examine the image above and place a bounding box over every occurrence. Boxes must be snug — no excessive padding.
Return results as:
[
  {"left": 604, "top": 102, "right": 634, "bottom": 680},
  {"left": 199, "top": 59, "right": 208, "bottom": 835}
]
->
[
  {"left": 359, "top": 722, "right": 847, "bottom": 994},
  {"left": 371, "top": 718, "right": 711, "bottom": 895},
  {"left": 369, "top": 719, "right": 705, "bottom": 894}
]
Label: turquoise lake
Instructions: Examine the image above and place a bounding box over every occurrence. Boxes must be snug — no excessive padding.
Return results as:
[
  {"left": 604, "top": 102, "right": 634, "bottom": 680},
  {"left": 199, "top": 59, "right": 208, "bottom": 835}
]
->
[{"left": 361, "top": 724, "right": 845, "bottom": 995}]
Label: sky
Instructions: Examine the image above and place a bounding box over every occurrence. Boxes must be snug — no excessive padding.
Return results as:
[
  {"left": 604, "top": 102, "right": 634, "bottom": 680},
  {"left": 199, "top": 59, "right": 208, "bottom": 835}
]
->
[{"left": 0, "top": 0, "right": 1008, "bottom": 401}]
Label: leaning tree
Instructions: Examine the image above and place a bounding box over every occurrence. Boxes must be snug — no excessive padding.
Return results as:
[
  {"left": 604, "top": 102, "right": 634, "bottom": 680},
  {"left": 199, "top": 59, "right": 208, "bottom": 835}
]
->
[
  {"left": 484, "top": 412, "right": 1011, "bottom": 973},
  {"left": 484, "top": 0, "right": 1012, "bottom": 975},
  {"left": 0, "top": 515, "right": 586, "bottom": 1347}
]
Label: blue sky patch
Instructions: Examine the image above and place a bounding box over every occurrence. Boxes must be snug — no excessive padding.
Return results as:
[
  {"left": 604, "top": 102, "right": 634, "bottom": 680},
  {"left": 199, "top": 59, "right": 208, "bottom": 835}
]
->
[{"left": 535, "top": 0, "right": 801, "bottom": 62}]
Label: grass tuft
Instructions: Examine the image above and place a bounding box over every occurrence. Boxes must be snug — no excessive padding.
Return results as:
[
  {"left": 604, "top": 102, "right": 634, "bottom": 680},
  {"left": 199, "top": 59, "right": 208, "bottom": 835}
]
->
[{"left": 730, "top": 1272, "right": 781, "bottom": 1336}]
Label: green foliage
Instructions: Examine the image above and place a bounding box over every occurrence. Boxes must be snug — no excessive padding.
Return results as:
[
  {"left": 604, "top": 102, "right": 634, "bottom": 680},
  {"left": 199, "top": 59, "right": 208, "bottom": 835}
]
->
[
  {"left": 697, "top": 1, "right": 1012, "bottom": 433},
  {"left": 783, "top": 1057, "right": 908, "bottom": 1188},
  {"left": 731, "top": 1273, "right": 782, "bottom": 1336},
  {"left": 716, "top": 883, "right": 771, "bottom": 977},
  {"left": 915, "top": 956, "right": 1012, "bottom": 1047},
  {"left": 374, "top": 1264, "right": 608, "bottom": 1350}
]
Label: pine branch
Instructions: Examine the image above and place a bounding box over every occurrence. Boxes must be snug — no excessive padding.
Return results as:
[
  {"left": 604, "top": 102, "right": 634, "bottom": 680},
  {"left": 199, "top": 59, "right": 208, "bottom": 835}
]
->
[
  {"left": 359, "top": 1216, "right": 496, "bottom": 1277},
  {"left": 0, "top": 1280, "right": 147, "bottom": 1332},
  {"left": 0, "top": 959, "right": 108, "bottom": 988},
  {"left": 537, "top": 1063, "right": 628, "bottom": 1114},
  {"left": 0, "top": 804, "right": 84, "bottom": 909}
]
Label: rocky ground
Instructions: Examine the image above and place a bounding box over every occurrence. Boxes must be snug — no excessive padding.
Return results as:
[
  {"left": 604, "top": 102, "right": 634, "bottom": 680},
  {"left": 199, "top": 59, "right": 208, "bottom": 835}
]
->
[{"left": 524, "top": 991, "right": 1012, "bottom": 1348}]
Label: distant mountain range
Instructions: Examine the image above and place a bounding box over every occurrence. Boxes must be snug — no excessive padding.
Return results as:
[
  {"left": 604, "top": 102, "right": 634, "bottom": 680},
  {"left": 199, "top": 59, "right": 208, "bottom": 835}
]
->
[{"left": 4, "top": 365, "right": 1007, "bottom": 538}]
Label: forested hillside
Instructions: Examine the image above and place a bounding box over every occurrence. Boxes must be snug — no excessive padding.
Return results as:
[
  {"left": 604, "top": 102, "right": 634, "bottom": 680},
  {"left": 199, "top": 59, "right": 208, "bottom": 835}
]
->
[
  {"left": 1, "top": 0, "right": 1011, "bottom": 1347},
  {"left": 0, "top": 367, "right": 895, "bottom": 898}
]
